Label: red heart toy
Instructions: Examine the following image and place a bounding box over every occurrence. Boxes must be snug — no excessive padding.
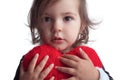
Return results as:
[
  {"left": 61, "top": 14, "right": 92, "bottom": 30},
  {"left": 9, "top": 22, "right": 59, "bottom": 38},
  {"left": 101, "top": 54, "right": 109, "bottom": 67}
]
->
[{"left": 23, "top": 44, "right": 102, "bottom": 80}]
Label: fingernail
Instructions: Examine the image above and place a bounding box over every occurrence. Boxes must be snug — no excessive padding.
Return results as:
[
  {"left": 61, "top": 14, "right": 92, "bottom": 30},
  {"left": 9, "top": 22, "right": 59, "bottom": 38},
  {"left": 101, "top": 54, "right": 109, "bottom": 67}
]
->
[
  {"left": 79, "top": 48, "right": 83, "bottom": 51},
  {"left": 50, "top": 63, "right": 54, "bottom": 67},
  {"left": 51, "top": 76, "right": 55, "bottom": 79},
  {"left": 35, "top": 53, "right": 39, "bottom": 58},
  {"left": 55, "top": 66, "right": 58, "bottom": 69},
  {"left": 36, "top": 53, "right": 38, "bottom": 55},
  {"left": 45, "top": 55, "right": 49, "bottom": 59},
  {"left": 55, "top": 66, "right": 61, "bottom": 70}
]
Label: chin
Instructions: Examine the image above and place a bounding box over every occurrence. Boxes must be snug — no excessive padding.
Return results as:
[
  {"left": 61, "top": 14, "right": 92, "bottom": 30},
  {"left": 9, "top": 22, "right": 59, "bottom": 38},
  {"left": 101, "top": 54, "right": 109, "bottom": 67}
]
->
[
  {"left": 48, "top": 43, "right": 71, "bottom": 53},
  {"left": 51, "top": 45, "right": 65, "bottom": 52},
  {"left": 53, "top": 46, "right": 63, "bottom": 51},
  {"left": 56, "top": 46, "right": 71, "bottom": 53}
]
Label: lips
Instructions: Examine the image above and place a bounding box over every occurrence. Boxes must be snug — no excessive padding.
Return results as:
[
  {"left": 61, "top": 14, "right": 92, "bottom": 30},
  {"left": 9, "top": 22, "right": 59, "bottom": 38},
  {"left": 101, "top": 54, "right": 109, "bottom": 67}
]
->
[
  {"left": 54, "top": 37, "right": 62, "bottom": 40},
  {"left": 52, "top": 37, "right": 64, "bottom": 44}
]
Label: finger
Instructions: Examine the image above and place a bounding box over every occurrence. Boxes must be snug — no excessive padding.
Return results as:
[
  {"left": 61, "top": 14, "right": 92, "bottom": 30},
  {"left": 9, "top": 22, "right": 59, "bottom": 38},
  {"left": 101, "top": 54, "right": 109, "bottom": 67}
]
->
[
  {"left": 49, "top": 76, "right": 55, "bottom": 80},
  {"left": 20, "top": 61, "right": 24, "bottom": 77},
  {"left": 59, "top": 57, "right": 77, "bottom": 67},
  {"left": 39, "top": 63, "right": 54, "bottom": 79},
  {"left": 56, "top": 66, "right": 76, "bottom": 76},
  {"left": 79, "top": 48, "right": 90, "bottom": 60},
  {"left": 35, "top": 55, "right": 49, "bottom": 74},
  {"left": 28, "top": 53, "right": 39, "bottom": 73},
  {"left": 62, "top": 54, "right": 81, "bottom": 62}
]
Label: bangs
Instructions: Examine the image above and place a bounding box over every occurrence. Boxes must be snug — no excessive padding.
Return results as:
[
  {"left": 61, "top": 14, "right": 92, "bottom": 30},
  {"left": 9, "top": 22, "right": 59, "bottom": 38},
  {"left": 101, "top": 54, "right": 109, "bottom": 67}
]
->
[{"left": 38, "top": 0, "right": 59, "bottom": 16}]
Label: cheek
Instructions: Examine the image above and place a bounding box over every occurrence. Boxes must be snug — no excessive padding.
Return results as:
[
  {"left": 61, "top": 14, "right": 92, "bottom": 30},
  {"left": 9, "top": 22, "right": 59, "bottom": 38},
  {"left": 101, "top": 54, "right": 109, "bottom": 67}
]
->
[
  {"left": 64, "top": 25, "right": 80, "bottom": 41},
  {"left": 42, "top": 32, "right": 50, "bottom": 38},
  {"left": 64, "top": 28, "right": 79, "bottom": 41},
  {"left": 40, "top": 26, "right": 51, "bottom": 35},
  {"left": 66, "top": 25, "right": 80, "bottom": 35},
  {"left": 41, "top": 34, "right": 50, "bottom": 44},
  {"left": 40, "top": 29, "right": 51, "bottom": 42}
]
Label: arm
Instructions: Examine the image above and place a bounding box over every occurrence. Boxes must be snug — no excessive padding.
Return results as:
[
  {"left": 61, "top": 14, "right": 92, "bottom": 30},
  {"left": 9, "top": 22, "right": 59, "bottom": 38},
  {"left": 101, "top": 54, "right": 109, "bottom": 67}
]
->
[
  {"left": 99, "top": 66, "right": 113, "bottom": 80},
  {"left": 96, "top": 67, "right": 109, "bottom": 80},
  {"left": 14, "top": 57, "right": 23, "bottom": 80}
]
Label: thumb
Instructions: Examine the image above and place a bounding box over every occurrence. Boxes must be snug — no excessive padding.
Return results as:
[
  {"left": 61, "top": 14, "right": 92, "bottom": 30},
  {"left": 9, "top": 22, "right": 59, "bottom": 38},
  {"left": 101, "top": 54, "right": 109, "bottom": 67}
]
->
[{"left": 79, "top": 48, "right": 90, "bottom": 60}]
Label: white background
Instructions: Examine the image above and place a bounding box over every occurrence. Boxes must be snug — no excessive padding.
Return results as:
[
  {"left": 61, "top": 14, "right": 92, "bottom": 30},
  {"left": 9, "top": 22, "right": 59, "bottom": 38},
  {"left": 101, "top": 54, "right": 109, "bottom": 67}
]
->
[{"left": 0, "top": 0, "right": 120, "bottom": 80}]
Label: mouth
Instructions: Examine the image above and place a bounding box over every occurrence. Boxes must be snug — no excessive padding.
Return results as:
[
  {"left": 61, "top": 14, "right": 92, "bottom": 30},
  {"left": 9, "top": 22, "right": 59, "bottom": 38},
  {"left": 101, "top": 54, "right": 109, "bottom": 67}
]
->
[{"left": 52, "top": 37, "right": 64, "bottom": 44}]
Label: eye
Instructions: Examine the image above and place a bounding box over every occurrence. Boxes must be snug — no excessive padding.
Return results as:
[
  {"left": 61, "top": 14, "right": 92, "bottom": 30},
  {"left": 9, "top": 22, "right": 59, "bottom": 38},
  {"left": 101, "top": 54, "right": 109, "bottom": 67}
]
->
[
  {"left": 43, "top": 16, "right": 52, "bottom": 22},
  {"left": 64, "top": 16, "right": 73, "bottom": 22}
]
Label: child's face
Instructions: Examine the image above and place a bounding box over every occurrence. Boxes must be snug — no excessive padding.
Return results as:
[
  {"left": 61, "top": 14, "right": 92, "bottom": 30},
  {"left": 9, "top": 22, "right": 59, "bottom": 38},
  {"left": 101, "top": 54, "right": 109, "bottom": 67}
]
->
[{"left": 39, "top": 0, "right": 82, "bottom": 53}]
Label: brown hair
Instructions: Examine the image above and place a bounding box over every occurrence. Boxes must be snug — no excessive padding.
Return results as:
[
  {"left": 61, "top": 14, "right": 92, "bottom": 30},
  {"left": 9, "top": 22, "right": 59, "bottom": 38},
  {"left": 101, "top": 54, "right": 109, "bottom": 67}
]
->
[{"left": 28, "top": 0, "right": 96, "bottom": 46}]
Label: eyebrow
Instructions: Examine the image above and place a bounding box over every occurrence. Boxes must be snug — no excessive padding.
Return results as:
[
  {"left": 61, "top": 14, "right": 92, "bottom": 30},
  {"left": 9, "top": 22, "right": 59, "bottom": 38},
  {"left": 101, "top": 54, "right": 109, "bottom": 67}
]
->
[
  {"left": 44, "top": 12, "right": 77, "bottom": 16},
  {"left": 62, "top": 12, "right": 77, "bottom": 17},
  {"left": 42, "top": 13, "right": 50, "bottom": 16}
]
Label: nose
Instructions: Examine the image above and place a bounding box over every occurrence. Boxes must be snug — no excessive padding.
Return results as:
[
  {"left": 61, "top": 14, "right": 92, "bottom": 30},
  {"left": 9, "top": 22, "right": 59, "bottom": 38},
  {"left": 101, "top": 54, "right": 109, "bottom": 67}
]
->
[{"left": 51, "top": 20, "right": 62, "bottom": 32}]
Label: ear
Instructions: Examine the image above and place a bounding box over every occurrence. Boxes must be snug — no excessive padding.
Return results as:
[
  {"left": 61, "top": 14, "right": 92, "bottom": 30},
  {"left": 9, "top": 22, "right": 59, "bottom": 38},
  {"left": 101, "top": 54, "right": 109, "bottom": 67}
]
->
[{"left": 79, "top": 22, "right": 86, "bottom": 34}]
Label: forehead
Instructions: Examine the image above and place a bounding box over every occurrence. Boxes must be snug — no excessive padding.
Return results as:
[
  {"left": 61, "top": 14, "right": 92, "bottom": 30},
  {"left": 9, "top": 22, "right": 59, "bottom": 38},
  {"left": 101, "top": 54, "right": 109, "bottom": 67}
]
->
[
  {"left": 44, "top": 0, "right": 80, "bottom": 6},
  {"left": 39, "top": 0, "right": 80, "bottom": 15},
  {"left": 47, "top": 0, "right": 79, "bottom": 13}
]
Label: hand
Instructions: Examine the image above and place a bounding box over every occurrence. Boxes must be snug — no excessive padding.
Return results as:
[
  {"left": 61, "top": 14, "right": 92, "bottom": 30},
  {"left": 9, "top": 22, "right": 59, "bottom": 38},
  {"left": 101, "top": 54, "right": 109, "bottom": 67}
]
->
[
  {"left": 56, "top": 48, "right": 99, "bottom": 80},
  {"left": 20, "top": 54, "right": 55, "bottom": 80}
]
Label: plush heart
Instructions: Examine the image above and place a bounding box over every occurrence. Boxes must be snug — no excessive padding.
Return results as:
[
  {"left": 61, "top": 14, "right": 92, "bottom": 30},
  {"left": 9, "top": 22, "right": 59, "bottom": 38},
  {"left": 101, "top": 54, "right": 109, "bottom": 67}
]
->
[{"left": 23, "top": 44, "right": 102, "bottom": 80}]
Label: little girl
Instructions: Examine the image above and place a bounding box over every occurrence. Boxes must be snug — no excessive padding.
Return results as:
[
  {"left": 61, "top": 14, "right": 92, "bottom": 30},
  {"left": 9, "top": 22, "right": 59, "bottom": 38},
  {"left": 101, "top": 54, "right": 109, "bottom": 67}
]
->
[{"left": 14, "top": 0, "right": 113, "bottom": 80}]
